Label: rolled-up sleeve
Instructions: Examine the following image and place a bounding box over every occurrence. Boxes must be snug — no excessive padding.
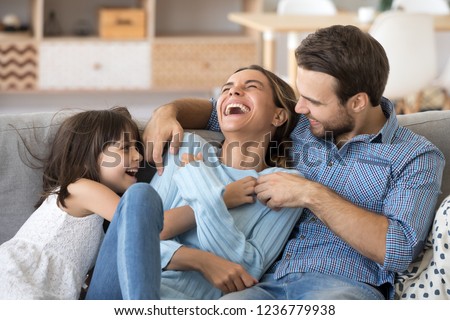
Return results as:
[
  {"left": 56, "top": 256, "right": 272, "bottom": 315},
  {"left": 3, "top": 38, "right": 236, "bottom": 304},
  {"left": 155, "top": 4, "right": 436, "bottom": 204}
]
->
[{"left": 383, "top": 146, "right": 445, "bottom": 272}]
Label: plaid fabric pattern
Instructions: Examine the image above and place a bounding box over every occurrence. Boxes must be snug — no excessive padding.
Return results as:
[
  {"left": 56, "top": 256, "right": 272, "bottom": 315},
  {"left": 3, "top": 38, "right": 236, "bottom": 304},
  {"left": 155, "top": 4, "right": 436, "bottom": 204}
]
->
[{"left": 207, "top": 97, "right": 445, "bottom": 299}]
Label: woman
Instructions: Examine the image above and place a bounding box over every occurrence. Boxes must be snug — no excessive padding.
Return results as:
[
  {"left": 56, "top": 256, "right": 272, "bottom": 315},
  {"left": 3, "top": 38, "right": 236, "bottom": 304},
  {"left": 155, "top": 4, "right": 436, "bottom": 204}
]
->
[{"left": 86, "top": 65, "right": 303, "bottom": 299}]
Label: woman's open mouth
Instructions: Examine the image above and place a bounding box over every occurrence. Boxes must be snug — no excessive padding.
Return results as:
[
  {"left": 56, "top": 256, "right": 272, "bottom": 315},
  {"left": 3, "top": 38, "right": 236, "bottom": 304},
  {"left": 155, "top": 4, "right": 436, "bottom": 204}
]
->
[{"left": 224, "top": 103, "right": 250, "bottom": 116}]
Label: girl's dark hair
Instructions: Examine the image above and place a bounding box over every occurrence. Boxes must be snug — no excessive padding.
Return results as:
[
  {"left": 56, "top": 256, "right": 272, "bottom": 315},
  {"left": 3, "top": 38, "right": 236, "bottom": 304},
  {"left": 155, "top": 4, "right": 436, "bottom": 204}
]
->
[
  {"left": 233, "top": 65, "right": 298, "bottom": 168},
  {"left": 35, "top": 106, "right": 140, "bottom": 208},
  {"left": 295, "top": 25, "right": 389, "bottom": 107}
]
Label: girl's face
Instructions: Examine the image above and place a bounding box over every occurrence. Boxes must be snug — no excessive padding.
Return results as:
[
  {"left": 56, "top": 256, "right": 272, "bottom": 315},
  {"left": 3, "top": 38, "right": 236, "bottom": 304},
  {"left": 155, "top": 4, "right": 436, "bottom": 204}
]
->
[
  {"left": 97, "top": 136, "right": 142, "bottom": 194},
  {"left": 216, "top": 69, "right": 286, "bottom": 139}
]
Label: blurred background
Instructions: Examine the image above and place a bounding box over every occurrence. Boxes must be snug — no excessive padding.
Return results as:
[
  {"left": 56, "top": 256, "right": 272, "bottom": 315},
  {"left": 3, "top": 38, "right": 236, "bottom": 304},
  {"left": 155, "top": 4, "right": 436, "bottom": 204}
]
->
[{"left": 1, "top": 0, "right": 449, "bottom": 118}]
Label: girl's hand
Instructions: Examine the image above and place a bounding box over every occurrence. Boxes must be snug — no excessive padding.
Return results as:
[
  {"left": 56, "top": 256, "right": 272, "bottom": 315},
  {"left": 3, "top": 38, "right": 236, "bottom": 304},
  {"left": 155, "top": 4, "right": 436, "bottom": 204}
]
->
[{"left": 223, "top": 176, "right": 256, "bottom": 209}]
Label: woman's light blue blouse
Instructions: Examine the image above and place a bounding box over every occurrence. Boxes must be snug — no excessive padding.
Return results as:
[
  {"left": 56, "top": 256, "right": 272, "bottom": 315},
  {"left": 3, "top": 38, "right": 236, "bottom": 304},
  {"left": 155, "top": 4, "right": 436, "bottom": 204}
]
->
[{"left": 150, "top": 132, "right": 302, "bottom": 299}]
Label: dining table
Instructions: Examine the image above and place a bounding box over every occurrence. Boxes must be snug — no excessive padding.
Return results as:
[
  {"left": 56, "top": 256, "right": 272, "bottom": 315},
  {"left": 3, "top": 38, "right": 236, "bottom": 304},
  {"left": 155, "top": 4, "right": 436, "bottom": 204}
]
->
[{"left": 228, "top": 11, "right": 450, "bottom": 87}]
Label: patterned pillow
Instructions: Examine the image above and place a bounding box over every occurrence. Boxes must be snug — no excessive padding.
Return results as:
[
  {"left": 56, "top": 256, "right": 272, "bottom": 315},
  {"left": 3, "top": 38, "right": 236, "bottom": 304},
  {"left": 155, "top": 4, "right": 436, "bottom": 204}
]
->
[{"left": 395, "top": 196, "right": 450, "bottom": 299}]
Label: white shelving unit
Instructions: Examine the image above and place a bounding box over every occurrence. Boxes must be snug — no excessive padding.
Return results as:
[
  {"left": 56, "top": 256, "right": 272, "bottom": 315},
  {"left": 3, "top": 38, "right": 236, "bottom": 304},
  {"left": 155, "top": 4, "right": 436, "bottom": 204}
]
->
[{"left": 0, "top": 0, "right": 262, "bottom": 92}]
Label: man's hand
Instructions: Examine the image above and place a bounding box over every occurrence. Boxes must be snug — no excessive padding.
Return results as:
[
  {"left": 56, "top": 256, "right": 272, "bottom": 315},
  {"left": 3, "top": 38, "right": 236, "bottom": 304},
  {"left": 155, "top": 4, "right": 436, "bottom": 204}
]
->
[
  {"left": 142, "top": 106, "right": 184, "bottom": 175},
  {"left": 255, "top": 172, "right": 316, "bottom": 210},
  {"left": 223, "top": 177, "right": 256, "bottom": 209},
  {"left": 142, "top": 98, "right": 212, "bottom": 175}
]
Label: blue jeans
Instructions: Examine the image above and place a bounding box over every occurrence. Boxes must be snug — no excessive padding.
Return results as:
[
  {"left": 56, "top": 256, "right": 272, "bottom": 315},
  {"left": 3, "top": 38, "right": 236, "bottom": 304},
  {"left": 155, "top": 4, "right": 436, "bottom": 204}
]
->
[
  {"left": 220, "top": 272, "right": 386, "bottom": 300},
  {"left": 86, "top": 183, "right": 163, "bottom": 300}
]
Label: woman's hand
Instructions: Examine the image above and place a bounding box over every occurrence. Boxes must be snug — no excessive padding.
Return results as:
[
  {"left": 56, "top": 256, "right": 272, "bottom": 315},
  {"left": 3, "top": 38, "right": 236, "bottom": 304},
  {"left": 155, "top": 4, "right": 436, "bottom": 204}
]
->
[
  {"left": 223, "top": 177, "right": 256, "bottom": 209},
  {"left": 165, "top": 247, "right": 258, "bottom": 294},
  {"left": 198, "top": 252, "right": 258, "bottom": 294}
]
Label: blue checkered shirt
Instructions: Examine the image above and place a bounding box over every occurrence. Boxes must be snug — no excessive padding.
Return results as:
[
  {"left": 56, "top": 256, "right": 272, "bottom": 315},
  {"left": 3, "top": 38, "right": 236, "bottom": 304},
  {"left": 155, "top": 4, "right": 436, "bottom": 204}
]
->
[{"left": 206, "top": 97, "right": 445, "bottom": 298}]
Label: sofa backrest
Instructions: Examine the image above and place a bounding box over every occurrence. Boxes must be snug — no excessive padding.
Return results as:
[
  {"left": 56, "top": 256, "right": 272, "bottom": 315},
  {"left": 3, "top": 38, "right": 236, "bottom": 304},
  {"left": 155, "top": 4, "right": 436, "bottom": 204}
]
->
[
  {"left": 397, "top": 110, "right": 449, "bottom": 206},
  {"left": 0, "top": 110, "right": 449, "bottom": 245}
]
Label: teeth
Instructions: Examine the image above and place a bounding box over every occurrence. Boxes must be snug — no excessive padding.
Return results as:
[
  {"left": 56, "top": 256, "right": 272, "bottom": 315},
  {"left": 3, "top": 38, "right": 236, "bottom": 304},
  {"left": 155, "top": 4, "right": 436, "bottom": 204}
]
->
[
  {"left": 126, "top": 169, "right": 138, "bottom": 176},
  {"left": 225, "top": 103, "right": 250, "bottom": 116}
]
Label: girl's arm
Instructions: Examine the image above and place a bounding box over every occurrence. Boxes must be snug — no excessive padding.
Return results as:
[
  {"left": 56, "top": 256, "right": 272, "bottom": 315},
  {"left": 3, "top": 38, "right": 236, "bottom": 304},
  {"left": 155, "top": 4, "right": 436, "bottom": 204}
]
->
[
  {"left": 160, "top": 206, "right": 195, "bottom": 240},
  {"left": 64, "top": 178, "right": 120, "bottom": 221},
  {"left": 65, "top": 178, "right": 196, "bottom": 239}
]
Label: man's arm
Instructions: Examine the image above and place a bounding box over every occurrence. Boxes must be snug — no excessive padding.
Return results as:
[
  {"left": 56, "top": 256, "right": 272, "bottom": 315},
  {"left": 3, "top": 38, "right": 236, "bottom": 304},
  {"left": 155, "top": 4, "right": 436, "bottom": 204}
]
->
[
  {"left": 255, "top": 172, "right": 388, "bottom": 264},
  {"left": 142, "top": 98, "right": 212, "bottom": 173},
  {"left": 256, "top": 143, "right": 444, "bottom": 270}
]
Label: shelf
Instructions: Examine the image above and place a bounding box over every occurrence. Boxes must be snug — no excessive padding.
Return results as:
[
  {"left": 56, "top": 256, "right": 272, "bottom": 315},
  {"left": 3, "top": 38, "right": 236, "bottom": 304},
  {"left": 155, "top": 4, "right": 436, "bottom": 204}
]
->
[
  {"left": 0, "top": 32, "right": 34, "bottom": 42},
  {"left": 40, "top": 36, "right": 148, "bottom": 43},
  {"left": 154, "top": 0, "right": 242, "bottom": 37},
  {"left": 41, "top": 0, "right": 145, "bottom": 38},
  {"left": 1, "top": 0, "right": 262, "bottom": 92}
]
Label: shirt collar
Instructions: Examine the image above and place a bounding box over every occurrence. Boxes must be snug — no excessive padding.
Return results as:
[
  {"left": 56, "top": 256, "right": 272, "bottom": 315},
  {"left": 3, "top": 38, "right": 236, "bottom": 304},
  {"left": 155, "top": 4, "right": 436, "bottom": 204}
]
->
[{"left": 370, "top": 96, "right": 398, "bottom": 144}]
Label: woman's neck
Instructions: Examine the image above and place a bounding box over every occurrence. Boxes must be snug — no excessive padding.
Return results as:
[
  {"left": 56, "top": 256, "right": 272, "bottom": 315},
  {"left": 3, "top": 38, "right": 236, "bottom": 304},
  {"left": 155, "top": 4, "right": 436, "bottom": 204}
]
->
[{"left": 220, "top": 134, "right": 270, "bottom": 172}]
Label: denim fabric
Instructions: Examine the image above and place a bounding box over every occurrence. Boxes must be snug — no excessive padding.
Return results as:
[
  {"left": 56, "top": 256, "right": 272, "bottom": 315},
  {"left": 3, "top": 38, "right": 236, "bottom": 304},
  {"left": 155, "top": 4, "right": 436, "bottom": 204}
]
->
[
  {"left": 220, "top": 272, "right": 385, "bottom": 300},
  {"left": 86, "top": 183, "right": 163, "bottom": 300}
]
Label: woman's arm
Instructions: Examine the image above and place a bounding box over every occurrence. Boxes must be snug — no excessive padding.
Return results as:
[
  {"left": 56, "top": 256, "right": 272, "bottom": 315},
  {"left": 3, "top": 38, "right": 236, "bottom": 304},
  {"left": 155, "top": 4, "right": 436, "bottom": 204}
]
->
[
  {"left": 160, "top": 206, "right": 195, "bottom": 240},
  {"left": 173, "top": 162, "right": 302, "bottom": 279},
  {"left": 165, "top": 246, "right": 258, "bottom": 293}
]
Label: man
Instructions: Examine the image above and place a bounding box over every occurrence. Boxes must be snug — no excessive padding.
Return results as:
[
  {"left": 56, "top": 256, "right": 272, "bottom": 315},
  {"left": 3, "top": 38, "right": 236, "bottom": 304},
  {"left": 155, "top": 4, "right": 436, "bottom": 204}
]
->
[{"left": 143, "top": 25, "right": 445, "bottom": 299}]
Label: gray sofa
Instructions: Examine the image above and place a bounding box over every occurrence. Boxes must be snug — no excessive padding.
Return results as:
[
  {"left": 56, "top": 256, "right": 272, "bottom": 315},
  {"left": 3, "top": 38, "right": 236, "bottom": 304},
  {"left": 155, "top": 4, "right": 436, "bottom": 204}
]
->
[{"left": 1, "top": 109, "right": 449, "bottom": 287}]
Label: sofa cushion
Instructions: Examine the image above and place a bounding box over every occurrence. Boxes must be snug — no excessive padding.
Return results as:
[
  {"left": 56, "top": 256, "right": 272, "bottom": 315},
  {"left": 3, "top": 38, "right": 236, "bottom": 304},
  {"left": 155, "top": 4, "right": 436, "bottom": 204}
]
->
[
  {"left": 0, "top": 110, "right": 448, "bottom": 245},
  {"left": 0, "top": 111, "right": 76, "bottom": 244}
]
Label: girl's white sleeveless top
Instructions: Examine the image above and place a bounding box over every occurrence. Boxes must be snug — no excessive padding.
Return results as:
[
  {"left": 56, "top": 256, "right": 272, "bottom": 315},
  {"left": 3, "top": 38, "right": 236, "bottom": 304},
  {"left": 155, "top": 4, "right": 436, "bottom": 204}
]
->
[{"left": 0, "top": 193, "right": 104, "bottom": 299}]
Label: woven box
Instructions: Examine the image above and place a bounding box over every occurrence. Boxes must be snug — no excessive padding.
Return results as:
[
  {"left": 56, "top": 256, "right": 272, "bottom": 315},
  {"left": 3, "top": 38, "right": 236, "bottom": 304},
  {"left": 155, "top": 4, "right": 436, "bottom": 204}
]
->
[{"left": 99, "top": 8, "right": 146, "bottom": 39}]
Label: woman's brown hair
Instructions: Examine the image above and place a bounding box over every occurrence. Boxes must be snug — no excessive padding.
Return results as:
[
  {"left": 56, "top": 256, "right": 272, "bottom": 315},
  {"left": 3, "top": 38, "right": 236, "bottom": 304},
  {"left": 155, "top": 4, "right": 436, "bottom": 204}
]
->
[
  {"left": 35, "top": 107, "right": 140, "bottom": 208},
  {"left": 233, "top": 65, "right": 298, "bottom": 168}
]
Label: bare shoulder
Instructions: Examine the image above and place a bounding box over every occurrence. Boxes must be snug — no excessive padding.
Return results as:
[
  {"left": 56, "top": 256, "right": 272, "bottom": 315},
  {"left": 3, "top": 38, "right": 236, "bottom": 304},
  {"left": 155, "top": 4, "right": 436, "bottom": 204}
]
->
[{"left": 64, "top": 179, "right": 120, "bottom": 220}]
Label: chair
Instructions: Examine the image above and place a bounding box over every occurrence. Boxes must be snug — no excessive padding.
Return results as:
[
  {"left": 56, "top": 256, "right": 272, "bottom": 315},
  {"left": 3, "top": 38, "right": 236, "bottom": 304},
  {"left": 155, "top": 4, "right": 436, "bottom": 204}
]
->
[
  {"left": 391, "top": 0, "right": 450, "bottom": 15},
  {"left": 276, "top": 0, "right": 337, "bottom": 87},
  {"left": 434, "top": 57, "right": 450, "bottom": 110},
  {"left": 369, "top": 11, "right": 438, "bottom": 114},
  {"left": 390, "top": 0, "right": 449, "bottom": 112}
]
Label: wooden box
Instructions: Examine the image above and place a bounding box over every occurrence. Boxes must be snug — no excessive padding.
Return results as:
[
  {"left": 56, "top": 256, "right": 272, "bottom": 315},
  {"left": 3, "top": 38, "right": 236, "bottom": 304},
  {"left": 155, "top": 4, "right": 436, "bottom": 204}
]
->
[{"left": 99, "top": 8, "right": 146, "bottom": 39}]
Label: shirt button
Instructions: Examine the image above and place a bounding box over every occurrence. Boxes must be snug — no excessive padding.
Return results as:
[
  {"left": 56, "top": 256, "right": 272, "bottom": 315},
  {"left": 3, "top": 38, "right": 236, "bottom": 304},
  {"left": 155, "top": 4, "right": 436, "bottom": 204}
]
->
[
  {"left": 285, "top": 253, "right": 291, "bottom": 259},
  {"left": 310, "top": 217, "right": 316, "bottom": 222},
  {"left": 328, "top": 161, "right": 333, "bottom": 167},
  {"left": 300, "top": 235, "right": 306, "bottom": 240}
]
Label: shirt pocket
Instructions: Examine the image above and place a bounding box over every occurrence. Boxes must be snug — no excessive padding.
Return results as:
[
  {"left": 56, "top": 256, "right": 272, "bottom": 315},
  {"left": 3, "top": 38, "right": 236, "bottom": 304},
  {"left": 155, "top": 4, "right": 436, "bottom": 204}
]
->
[{"left": 344, "top": 156, "right": 392, "bottom": 206}]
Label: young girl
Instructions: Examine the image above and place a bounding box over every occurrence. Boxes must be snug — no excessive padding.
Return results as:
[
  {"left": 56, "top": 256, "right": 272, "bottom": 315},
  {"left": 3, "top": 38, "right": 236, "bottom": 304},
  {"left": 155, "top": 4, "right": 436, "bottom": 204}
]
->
[
  {"left": 0, "top": 107, "right": 163, "bottom": 299},
  {"left": 86, "top": 65, "right": 304, "bottom": 299}
]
